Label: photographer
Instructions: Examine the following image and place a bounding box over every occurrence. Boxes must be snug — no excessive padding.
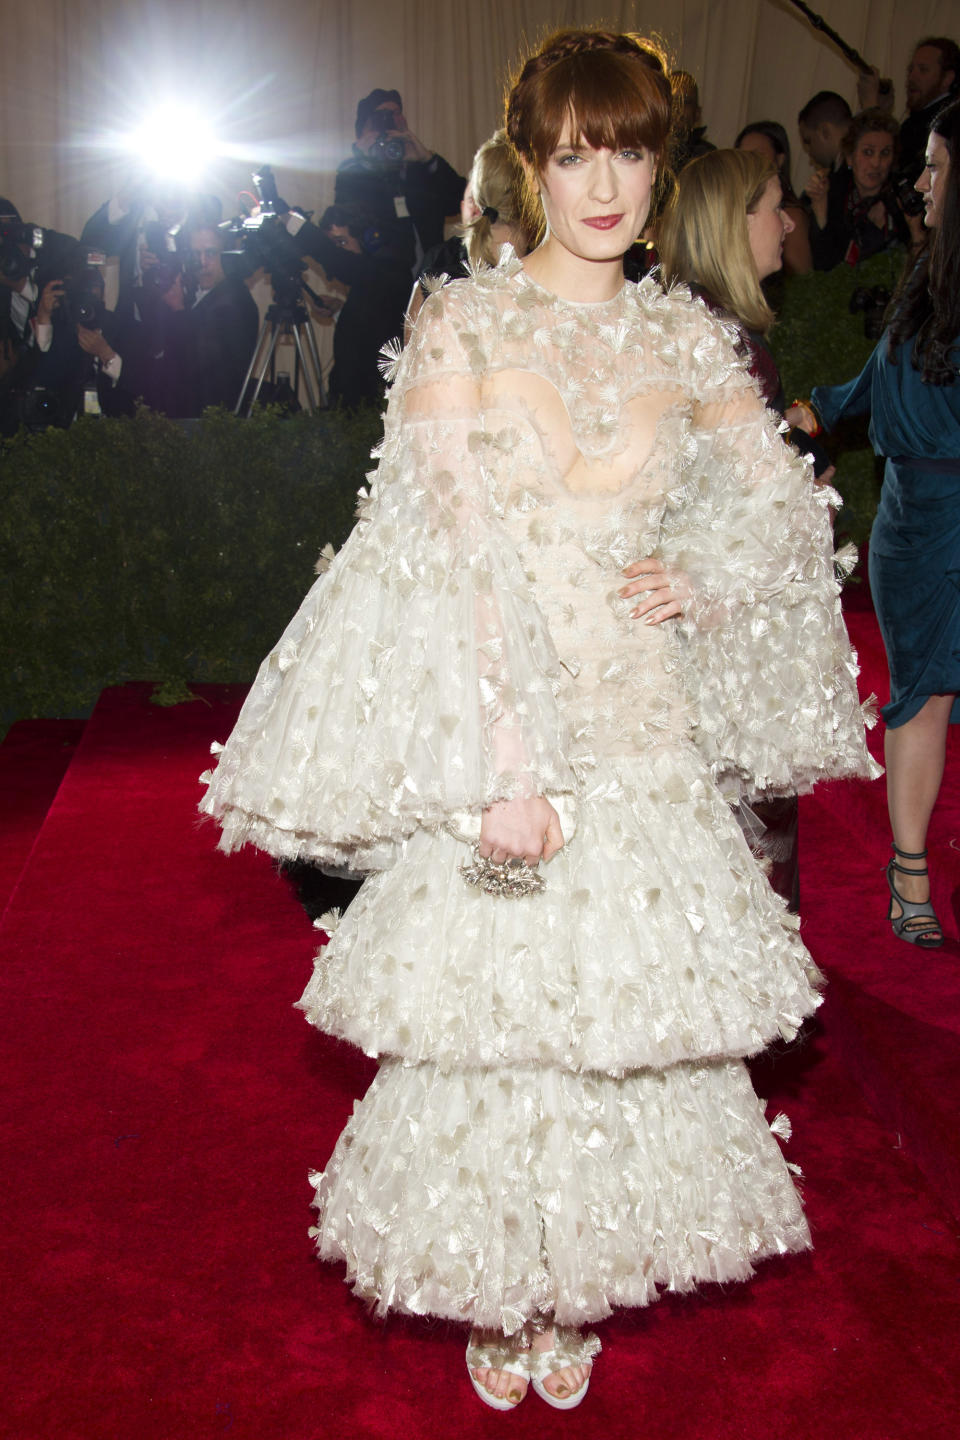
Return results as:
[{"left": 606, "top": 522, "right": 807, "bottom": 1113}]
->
[
  {"left": 152, "top": 222, "right": 259, "bottom": 417},
  {"left": 334, "top": 89, "right": 465, "bottom": 274},
  {"left": 287, "top": 203, "right": 410, "bottom": 407},
  {"left": 0, "top": 205, "right": 102, "bottom": 433},
  {"left": 80, "top": 179, "right": 222, "bottom": 327},
  {"left": 81, "top": 177, "right": 187, "bottom": 325},
  {"left": 806, "top": 109, "right": 916, "bottom": 270},
  {"left": 31, "top": 263, "right": 137, "bottom": 421}
]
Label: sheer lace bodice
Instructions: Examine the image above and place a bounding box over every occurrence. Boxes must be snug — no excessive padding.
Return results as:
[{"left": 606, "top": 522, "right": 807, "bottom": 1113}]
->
[{"left": 406, "top": 271, "right": 701, "bottom": 754}]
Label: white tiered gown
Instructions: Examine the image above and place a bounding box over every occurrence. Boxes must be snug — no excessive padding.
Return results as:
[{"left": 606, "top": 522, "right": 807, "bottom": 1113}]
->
[{"left": 200, "top": 252, "right": 877, "bottom": 1335}]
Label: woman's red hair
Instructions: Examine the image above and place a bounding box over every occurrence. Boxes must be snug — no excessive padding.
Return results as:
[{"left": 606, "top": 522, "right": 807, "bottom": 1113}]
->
[{"left": 506, "top": 30, "right": 671, "bottom": 171}]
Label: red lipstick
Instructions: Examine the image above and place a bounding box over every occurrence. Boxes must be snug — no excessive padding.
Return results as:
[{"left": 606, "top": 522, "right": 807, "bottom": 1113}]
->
[{"left": 583, "top": 214, "right": 624, "bottom": 230}]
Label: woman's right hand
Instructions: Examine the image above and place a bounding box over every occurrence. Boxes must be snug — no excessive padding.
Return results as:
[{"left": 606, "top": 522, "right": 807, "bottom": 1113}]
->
[
  {"left": 619, "top": 557, "right": 691, "bottom": 622},
  {"left": 479, "top": 795, "right": 564, "bottom": 865},
  {"left": 804, "top": 169, "right": 829, "bottom": 228}
]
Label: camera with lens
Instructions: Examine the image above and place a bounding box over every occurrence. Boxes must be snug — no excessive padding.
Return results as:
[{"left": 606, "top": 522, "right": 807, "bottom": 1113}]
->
[
  {"left": 60, "top": 268, "right": 107, "bottom": 330},
  {"left": 15, "top": 384, "right": 74, "bottom": 432},
  {"left": 892, "top": 167, "right": 926, "bottom": 220},
  {"left": 140, "top": 219, "right": 187, "bottom": 294},
  {"left": 849, "top": 284, "right": 892, "bottom": 340},
  {"left": 370, "top": 107, "right": 406, "bottom": 163},
  {"left": 219, "top": 164, "right": 308, "bottom": 295},
  {"left": 1, "top": 215, "right": 44, "bottom": 283}
]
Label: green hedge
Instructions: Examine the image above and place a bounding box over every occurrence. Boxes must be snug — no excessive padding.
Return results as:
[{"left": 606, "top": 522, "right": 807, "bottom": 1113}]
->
[
  {"left": 1, "top": 404, "right": 380, "bottom": 726},
  {"left": 1, "top": 256, "right": 906, "bottom": 725}
]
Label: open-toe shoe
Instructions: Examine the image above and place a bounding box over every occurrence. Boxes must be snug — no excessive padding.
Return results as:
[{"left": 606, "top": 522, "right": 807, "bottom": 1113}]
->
[
  {"left": 530, "top": 1325, "right": 601, "bottom": 1410},
  {"left": 465, "top": 1332, "right": 529, "bottom": 1411}
]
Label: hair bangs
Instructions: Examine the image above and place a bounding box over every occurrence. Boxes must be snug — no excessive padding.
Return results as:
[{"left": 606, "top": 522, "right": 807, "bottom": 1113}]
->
[{"left": 527, "top": 52, "right": 669, "bottom": 168}]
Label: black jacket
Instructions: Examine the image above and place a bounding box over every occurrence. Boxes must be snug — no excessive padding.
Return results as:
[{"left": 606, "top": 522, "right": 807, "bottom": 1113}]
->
[
  {"left": 334, "top": 152, "right": 465, "bottom": 273},
  {"left": 808, "top": 166, "right": 909, "bottom": 271},
  {"left": 153, "top": 279, "right": 260, "bottom": 417},
  {"left": 294, "top": 220, "right": 410, "bottom": 406}
]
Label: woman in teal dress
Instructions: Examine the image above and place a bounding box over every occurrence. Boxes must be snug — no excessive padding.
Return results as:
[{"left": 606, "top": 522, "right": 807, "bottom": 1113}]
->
[{"left": 810, "top": 98, "right": 960, "bottom": 948}]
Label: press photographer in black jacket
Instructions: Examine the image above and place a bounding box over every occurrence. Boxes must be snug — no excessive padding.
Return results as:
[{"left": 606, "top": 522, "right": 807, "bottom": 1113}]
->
[
  {"left": 286, "top": 203, "right": 410, "bottom": 408},
  {"left": 334, "top": 89, "right": 465, "bottom": 275}
]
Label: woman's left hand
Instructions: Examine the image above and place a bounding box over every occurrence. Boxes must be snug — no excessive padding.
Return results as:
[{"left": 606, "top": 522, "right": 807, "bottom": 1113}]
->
[{"left": 619, "top": 558, "right": 691, "bottom": 623}]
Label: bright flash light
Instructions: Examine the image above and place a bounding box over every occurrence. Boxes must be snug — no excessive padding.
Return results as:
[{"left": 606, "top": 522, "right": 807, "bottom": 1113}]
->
[{"left": 125, "top": 103, "right": 218, "bottom": 184}]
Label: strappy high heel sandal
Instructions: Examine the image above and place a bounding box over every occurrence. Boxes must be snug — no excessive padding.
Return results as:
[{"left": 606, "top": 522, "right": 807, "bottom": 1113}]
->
[{"left": 887, "top": 845, "right": 944, "bottom": 949}]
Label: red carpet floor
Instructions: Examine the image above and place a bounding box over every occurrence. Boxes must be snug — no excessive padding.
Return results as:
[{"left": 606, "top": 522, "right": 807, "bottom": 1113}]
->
[
  {"left": 0, "top": 718, "right": 83, "bottom": 920},
  {"left": 801, "top": 608, "right": 960, "bottom": 1219},
  {"left": 2, "top": 668, "right": 960, "bottom": 1440}
]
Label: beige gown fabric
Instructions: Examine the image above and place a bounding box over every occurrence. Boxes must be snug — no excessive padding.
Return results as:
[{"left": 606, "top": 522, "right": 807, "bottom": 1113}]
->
[{"left": 200, "top": 250, "right": 878, "bottom": 1334}]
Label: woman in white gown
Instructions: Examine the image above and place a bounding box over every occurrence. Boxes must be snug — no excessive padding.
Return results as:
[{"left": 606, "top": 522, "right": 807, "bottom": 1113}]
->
[{"left": 200, "top": 29, "right": 877, "bottom": 1411}]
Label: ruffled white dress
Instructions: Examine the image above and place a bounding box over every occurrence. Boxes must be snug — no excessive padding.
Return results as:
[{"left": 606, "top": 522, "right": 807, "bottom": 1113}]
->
[{"left": 200, "top": 252, "right": 878, "bottom": 1336}]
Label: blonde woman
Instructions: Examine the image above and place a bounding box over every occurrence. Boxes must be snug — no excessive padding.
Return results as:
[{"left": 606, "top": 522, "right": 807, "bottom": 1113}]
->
[
  {"left": 406, "top": 129, "right": 531, "bottom": 335},
  {"left": 657, "top": 147, "right": 835, "bottom": 908},
  {"left": 659, "top": 148, "right": 832, "bottom": 482}
]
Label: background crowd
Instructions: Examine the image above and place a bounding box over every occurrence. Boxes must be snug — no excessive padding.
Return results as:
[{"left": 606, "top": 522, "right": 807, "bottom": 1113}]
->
[{"left": 0, "top": 32, "right": 956, "bottom": 434}]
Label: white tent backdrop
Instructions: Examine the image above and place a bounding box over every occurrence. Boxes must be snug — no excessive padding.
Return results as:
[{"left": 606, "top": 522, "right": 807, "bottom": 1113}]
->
[{"left": 2, "top": 0, "right": 958, "bottom": 239}]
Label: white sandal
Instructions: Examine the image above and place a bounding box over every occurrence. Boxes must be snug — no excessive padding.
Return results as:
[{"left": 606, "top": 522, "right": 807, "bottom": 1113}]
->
[
  {"left": 530, "top": 1324, "right": 601, "bottom": 1410},
  {"left": 465, "top": 1331, "right": 530, "bottom": 1410}
]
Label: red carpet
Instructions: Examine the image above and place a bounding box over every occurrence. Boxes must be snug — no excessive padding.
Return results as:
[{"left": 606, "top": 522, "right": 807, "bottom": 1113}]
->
[
  {"left": 0, "top": 718, "right": 83, "bottom": 920},
  {"left": 801, "top": 607, "right": 960, "bottom": 1219},
  {"left": 2, "top": 672, "right": 960, "bottom": 1440}
]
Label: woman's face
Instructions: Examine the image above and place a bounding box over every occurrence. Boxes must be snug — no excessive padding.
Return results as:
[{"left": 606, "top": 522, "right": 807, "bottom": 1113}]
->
[
  {"left": 533, "top": 135, "right": 657, "bottom": 263},
  {"left": 850, "top": 130, "right": 895, "bottom": 198},
  {"left": 737, "top": 131, "right": 781, "bottom": 171},
  {"left": 746, "top": 178, "right": 795, "bottom": 281},
  {"left": 916, "top": 131, "right": 950, "bottom": 228}
]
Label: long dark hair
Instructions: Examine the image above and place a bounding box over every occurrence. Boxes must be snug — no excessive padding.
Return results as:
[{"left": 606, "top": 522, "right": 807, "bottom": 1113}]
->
[
  {"left": 887, "top": 98, "right": 960, "bottom": 384},
  {"left": 734, "top": 120, "right": 797, "bottom": 201}
]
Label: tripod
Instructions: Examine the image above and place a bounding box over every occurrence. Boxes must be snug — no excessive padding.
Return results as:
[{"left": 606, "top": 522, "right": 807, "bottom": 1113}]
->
[{"left": 235, "top": 282, "right": 327, "bottom": 416}]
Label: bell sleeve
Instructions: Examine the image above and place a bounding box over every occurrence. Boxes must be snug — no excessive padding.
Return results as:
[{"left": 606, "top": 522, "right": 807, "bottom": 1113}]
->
[
  {"left": 199, "top": 287, "right": 576, "bottom": 870},
  {"left": 658, "top": 301, "right": 880, "bottom": 801}
]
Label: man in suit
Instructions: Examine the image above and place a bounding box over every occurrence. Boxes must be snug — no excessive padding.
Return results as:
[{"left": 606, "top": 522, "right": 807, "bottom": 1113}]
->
[{"left": 149, "top": 222, "right": 259, "bottom": 417}]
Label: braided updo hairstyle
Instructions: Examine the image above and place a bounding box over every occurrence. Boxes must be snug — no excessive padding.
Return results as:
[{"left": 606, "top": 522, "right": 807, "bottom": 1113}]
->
[{"left": 505, "top": 29, "right": 672, "bottom": 239}]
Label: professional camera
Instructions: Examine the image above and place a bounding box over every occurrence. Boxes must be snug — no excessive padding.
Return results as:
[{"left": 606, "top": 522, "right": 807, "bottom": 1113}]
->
[
  {"left": 893, "top": 168, "right": 927, "bottom": 220},
  {"left": 7, "top": 384, "right": 74, "bottom": 433},
  {"left": 0, "top": 215, "right": 44, "bottom": 283},
  {"left": 59, "top": 268, "right": 107, "bottom": 329},
  {"left": 370, "top": 107, "right": 406, "bottom": 163},
  {"left": 849, "top": 284, "right": 891, "bottom": 340},
  {"left": 219, "top": 165, "right": 309, "bottom": 291},
  {"left": 140, "top": 219, "right": 189, "bottom": 294}
]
